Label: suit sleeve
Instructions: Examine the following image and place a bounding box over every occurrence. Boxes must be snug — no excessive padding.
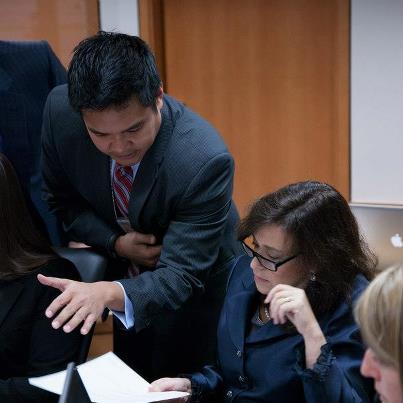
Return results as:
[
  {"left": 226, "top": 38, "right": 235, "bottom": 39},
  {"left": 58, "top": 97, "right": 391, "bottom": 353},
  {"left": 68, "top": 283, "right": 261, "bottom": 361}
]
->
[
  {"left": 41, "top": 91, "right": 120, "bottom": 251},
  {"left": 295, "top": 301, "right": 374, "bottom": 402},
  {"left": 120, "top": 152, "right": 235, "bottom": 331},
  {"left": 0, "top": 261, "right": 82, "bottom": 403}
]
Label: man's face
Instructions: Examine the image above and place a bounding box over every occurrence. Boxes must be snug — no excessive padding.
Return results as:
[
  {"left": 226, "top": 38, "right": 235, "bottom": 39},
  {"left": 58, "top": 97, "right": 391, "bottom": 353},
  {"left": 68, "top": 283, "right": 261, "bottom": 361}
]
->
[{"left": 82, "top": 93, "right": 163, "bottom": 166}]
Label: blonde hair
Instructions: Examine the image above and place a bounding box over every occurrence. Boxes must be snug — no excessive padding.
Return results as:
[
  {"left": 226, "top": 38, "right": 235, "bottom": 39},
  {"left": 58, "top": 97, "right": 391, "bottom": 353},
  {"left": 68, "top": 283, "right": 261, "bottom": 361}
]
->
[{"left": 355, "top": 265, "right": 403, "bottom": 388}]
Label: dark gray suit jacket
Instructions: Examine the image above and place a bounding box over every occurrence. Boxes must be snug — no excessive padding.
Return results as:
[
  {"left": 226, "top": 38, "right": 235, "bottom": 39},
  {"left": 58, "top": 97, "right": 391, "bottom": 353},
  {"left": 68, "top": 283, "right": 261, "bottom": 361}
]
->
[
  {"left": 0, "top": 40, "right": 66, "bottom": 244},
  {"left": 42, "top": 85, "right": 240, "bottom": 378}
]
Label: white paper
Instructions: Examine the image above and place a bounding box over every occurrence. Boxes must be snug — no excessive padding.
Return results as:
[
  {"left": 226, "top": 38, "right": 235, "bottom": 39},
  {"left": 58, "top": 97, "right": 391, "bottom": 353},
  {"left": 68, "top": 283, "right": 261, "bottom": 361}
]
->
[{"left": 29, "top": 352, "right": 189, "bottom": 402}]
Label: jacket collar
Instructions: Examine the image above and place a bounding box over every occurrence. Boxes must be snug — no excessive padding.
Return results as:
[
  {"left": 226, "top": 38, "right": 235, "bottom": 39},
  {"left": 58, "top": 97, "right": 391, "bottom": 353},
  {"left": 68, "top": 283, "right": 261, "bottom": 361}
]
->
[
  {"left": 128, "top": 101, "right": 172, "bottom": 231},
  {"left": 226, "top": 266, "right": 291, "bottom": 350}
]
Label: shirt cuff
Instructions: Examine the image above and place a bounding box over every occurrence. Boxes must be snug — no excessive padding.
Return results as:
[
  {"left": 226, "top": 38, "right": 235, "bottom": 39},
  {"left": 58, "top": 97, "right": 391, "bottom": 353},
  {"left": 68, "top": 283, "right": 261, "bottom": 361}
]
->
[
  {"left": 295, "top": 343, "right": 335, "bottom": 382},
  {"left": 111, "top": 281, "right": 135, "bottom": 329}
]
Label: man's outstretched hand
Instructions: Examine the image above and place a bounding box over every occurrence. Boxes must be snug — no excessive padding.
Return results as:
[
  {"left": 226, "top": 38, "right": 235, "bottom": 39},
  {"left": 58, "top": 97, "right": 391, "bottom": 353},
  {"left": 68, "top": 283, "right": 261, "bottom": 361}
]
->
[{"left": 37, "top": 275, "right": 124, "bottom": 335}]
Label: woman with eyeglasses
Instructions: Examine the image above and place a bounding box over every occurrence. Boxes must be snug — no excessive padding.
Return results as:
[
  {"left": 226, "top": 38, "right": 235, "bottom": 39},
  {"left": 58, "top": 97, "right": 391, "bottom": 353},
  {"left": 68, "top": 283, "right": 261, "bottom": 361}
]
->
[
  {"left": 355, "top": 264, "right": 403, "bottom": 403},
  {"left": 150, "top": 181, "right": 375, "bottom": 402},
  {"left": 0, "top": 153, "right": 82, "bottom": 403}
]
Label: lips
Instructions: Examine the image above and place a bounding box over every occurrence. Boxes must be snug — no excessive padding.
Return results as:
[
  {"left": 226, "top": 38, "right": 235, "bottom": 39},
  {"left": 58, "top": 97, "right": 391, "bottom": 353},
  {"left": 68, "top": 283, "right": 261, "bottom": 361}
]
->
[
  {"left": 116, "top": 153, "right": 135, "bottom": 159},
  {"left": 254, "top": 274, "right": 270, "bottom": 283}
]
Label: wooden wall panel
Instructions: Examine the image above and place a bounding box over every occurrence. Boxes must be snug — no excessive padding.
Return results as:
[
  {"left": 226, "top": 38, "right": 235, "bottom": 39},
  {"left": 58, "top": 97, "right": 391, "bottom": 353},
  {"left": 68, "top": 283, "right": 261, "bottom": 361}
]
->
[
  {"left": 0, "top": 0, "right": 99, "bottom": 67},
  {"left": 153, "top": 0, "right": 349, "bottom": 214},
  {"left": 138, "top": 0, "right": 166, "bottom": 84}
]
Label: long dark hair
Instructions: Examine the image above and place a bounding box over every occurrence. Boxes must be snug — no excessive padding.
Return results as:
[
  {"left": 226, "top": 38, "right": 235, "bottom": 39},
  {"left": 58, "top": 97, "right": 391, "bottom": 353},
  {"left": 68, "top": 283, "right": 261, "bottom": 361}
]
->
[
  {"left": 238, "top": 180, "right": 377, "bottom": 317},
  {"left": 0, "top": 153, "right": 55, "bottom": 280}
]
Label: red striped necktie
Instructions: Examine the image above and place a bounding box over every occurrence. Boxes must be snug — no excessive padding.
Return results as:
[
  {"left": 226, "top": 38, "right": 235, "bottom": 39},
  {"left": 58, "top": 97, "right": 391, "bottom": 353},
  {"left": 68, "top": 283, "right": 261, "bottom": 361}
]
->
[
  {"left": 113, "top": 164, "right": 134, "bottom": 217},
  {"left": 112, "top": 164, "right": 140, "bottom": 277}
]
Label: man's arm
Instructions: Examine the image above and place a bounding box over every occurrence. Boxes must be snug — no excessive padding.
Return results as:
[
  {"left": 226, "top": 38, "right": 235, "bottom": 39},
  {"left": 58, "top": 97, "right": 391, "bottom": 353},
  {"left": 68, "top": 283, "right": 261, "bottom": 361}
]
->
[
  {"left": 41, "top": 89, "right": 120, "bottom": 253},
  {"left": 121, "top": 152, "right": 235, "bottom": 331},
  {"left": 38, "top": 151, "right": 235, "bottom": 334}
]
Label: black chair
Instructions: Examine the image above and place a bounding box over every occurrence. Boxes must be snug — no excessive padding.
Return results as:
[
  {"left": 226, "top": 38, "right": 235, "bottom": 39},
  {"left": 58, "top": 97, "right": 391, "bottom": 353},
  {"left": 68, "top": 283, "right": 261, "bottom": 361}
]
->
[{"left": 54, "top": 247, "right": 108, "bottom": 363}]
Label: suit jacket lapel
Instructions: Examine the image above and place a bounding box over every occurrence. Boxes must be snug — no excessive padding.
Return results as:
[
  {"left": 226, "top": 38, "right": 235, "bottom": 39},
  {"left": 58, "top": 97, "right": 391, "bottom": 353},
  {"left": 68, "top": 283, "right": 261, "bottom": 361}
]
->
[
  {"left": 129, "top": 103, "right": 172, "bottom": 231},
  {"left": 226, "top": 270, "right": 292, "bottom": 348},
  {"left": 79, "top": 130, "right": 115, "bottom": 223},
  {"left": 92, "top": 152, "right": 115, "bottom": 222},
  {"left": 226, "top": 275, "right": 257, "bottom": 351},
  {"left": 0, "top": 280, "right": 24, "bottom": 328}
]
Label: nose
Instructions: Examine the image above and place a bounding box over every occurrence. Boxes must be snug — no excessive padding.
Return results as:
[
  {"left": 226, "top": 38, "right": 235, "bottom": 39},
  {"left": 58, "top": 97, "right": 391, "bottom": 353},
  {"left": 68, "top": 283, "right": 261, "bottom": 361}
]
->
[
  {"left": 250, "top": 256, "right": 263, "bottom": 272},
  {"left": 110, "top": 134, "right": 130, "bottom": 155},
  {"left": 360, "top": 349, "right": 380, "bottom": 381}
]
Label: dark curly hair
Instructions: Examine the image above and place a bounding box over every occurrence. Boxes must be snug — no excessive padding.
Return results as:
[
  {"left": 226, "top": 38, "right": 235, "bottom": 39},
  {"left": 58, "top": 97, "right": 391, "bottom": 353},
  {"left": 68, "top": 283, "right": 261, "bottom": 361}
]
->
[{"left": 238, "top": 180, "right": 377, "bottom": 317}]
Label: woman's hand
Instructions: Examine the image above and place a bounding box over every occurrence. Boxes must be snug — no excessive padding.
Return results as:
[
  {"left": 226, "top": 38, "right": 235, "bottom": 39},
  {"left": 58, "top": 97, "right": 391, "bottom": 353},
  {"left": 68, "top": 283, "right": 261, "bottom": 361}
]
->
[
  {"left": 149, "top": 377, "right": 191, "bottom": 402},
  {"left": 265, "top": 284, "right": 326, "bottom": 368},
  {"left": 265, "top": 284, "right": 318, "bottom": 335}
]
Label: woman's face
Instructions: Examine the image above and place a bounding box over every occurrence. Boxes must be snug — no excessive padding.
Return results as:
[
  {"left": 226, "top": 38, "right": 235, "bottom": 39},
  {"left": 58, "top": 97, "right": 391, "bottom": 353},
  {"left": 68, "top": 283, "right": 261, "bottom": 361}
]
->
[
  {"left": 249, "top": 224, "right": 309, "bottom": 295},
  {"left": 361, "top": 348, "right": 402, "bottom": 403}
]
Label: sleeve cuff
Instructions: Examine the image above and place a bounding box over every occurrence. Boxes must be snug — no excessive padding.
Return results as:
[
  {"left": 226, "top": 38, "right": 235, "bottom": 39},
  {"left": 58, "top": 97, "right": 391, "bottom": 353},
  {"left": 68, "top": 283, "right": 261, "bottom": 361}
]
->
[
  {"left": 106, "top": 233, "right": 120, "bottom": 258},
  {"left": 295, "top": 343, "right": 335, "bottom": 382},
  {"left": 177, "top": 374, "right": 202, "bottom": 403},
  {"left": 110, "top": 281, "right": 135, "bottom": 330}
]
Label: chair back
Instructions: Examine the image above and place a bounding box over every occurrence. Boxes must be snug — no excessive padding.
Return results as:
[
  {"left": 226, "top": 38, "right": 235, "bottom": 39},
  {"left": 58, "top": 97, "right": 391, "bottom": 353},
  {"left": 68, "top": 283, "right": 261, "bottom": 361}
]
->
[
  {"left": 54, "top": 247, "right": 108, "bottom": 364},
  {"left": 54, "top": 247, "right": 107, "bottom": 282}
]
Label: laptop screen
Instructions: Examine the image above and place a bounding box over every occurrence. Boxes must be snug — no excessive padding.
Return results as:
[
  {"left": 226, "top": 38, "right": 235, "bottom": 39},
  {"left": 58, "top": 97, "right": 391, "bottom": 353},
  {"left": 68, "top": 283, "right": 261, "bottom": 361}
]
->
[{"left": 350, "top": 203, "right": 403, "bottom": 271}]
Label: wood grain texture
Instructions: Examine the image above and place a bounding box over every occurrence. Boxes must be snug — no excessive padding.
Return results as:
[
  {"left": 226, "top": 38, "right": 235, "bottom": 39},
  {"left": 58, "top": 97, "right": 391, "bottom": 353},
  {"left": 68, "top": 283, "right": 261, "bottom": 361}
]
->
[
  {"left": 0, "top": 0, "right": 99, "bottom": 67},
  {"left": 154, "top": 0, "right": 350, "bottom": 214},
  {"left": 139, "top": 0, "right": 166, "bottom": 84}
]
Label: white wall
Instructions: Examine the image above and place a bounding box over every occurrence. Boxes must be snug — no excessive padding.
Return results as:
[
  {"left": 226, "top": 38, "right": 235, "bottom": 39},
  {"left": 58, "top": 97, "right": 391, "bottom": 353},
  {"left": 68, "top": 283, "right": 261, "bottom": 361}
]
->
[
  {"left": 99, "top": 0, "right": 139, "bottom": 36},
  {"left": 351, "top": 0, "right": 403, "bottom": 204}
]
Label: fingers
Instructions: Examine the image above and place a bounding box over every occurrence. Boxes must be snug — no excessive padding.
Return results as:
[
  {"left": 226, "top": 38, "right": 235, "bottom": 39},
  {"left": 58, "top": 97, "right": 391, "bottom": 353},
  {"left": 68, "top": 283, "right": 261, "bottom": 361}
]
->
[
  {"left": 149, "top": 378, "right": 189, "bottom": 392},
  {"left": 265, "top": 283, "right": 293, "bottom": 304},
  {"left": 68, "top": 241, "right": 90, "bottom": 248},
  {"left": 49, "top": 297, "right": 81, "bottom": 329},
  {"left": 273, "top": 299, "right": 297, "bottom": 324},
  {"left": 80, "top": 313, "right": 97, "bottom": 335},
  {"left": 131, "top": 231, "right": 157, "bottom": 245},
  {"left": 146, "top": 245, "right": 162, "bottom": 263},
  {"left": 37, "top": 274, "right": 71, "bottom": 292},
  {"left": 266, "top": 285, "right": 300, "bottom": 324},
  {"left": 62, "top": 307, "right": 97, "bottom": 335},
  {"left": 44, "top": 281, "right": 105, "bottom": 334},
  {"left": 44, "top": 287, "right": 74, "bottom": 320}
]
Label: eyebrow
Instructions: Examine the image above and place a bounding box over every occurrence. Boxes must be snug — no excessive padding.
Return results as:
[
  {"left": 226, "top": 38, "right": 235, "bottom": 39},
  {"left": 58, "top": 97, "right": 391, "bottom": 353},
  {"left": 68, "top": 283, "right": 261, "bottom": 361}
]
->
[
  {"left": 87, "top": 119, "right": 145, "bottom": 136},
  {"left": 252, "top": 238, "right": 283, "bottom": 254}
]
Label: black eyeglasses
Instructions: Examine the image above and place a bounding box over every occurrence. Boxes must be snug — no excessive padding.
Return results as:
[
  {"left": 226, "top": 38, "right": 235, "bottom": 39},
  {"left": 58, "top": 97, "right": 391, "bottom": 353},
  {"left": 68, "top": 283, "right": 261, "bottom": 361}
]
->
[{"left": 242, "top": 241, "right": 299, "bottom": 272}]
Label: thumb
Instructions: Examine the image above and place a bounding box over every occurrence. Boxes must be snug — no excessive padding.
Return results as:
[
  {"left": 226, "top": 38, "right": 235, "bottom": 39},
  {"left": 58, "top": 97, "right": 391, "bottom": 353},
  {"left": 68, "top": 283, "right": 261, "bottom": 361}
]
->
[{"left": 37, "top": 274, "right": 71, "bottom": 292}]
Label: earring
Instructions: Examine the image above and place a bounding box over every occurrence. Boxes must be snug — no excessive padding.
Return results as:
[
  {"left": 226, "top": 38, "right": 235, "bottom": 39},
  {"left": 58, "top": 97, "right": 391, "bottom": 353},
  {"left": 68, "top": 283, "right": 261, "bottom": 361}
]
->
[{"left": 310, "top": 272, "right": 316, "bottom": 281}]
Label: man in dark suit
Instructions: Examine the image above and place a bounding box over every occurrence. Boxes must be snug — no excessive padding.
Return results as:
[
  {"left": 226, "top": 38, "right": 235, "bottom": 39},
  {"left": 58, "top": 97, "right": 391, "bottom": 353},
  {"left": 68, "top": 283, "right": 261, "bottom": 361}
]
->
[
  {"left": 39, "top": 32, "right": 240, "bottom": 380},
  {"left": 0, "top": 40, "right": 66, "bottom": 244}
]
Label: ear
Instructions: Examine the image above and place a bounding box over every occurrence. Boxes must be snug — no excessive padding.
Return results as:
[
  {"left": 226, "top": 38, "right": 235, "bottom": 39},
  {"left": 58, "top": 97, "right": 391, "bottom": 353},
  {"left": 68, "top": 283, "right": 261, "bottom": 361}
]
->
[{"left": 156, "top": 86, "right": 164, "bottom": 110}]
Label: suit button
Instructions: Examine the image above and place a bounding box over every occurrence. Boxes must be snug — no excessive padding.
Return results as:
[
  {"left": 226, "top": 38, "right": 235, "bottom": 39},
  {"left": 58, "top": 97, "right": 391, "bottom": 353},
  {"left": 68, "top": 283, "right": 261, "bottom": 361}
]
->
[
  {"left": 236, "top": 350, "right": 242, "bottom": 357},
  {"left": 226, "top": 390, "right": 233, "bottom": 399},
  {"left": 238, "top": 375, "right": 246, "bottom": 383}
]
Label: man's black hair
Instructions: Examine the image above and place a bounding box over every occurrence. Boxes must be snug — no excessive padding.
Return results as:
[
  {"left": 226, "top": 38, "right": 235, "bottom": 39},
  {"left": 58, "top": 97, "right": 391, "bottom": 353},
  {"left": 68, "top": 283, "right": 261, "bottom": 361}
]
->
[{"left": 68, "top": 31, "right": 162, "bottom": 112}]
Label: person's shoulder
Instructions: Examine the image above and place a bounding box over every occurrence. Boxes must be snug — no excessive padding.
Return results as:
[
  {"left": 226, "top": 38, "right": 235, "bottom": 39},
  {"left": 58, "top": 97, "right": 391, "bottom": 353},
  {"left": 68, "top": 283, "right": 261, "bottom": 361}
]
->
[
  {"left": 164, "top": 94, "right": 227, "bottom": 147},
  {"left": 0, "top": 39, "right": 44, "bottom": 54},
  {"left": 323, "top": 274, "right": 369, "bottom": 333},
  {"left": 351, "top": 273, "right": 370, "bottom": 303},
  {"left": 48, "top": 83, "right": 68, "bottom": 100}
]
